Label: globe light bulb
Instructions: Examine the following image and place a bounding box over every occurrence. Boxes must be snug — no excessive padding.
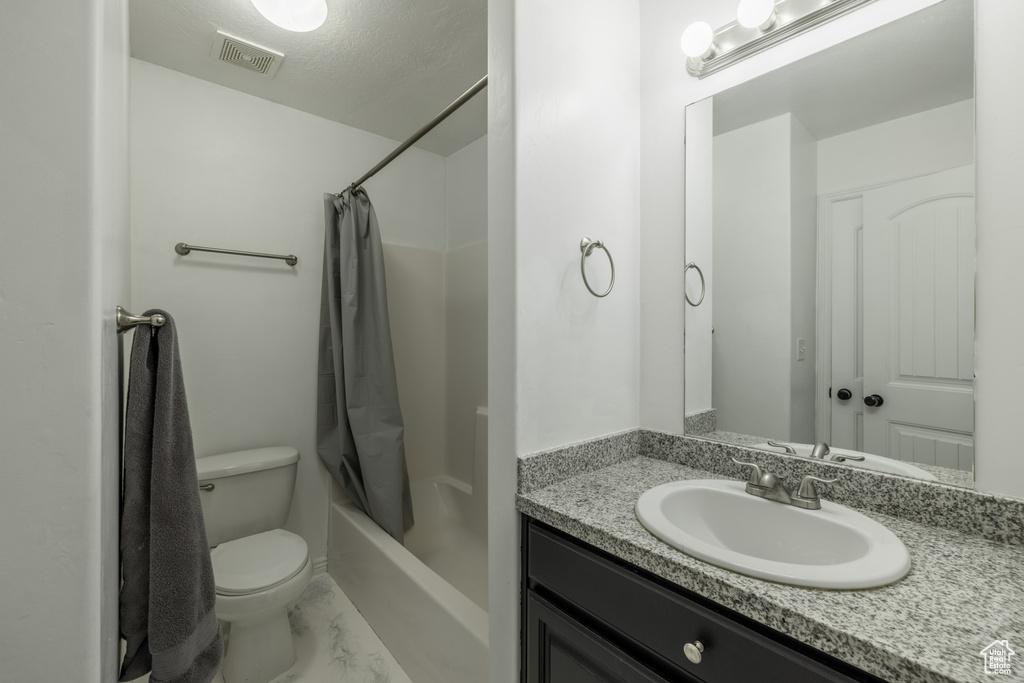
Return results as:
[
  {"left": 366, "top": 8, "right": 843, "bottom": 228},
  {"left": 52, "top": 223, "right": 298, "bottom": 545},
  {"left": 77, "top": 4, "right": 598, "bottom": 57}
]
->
[
  {"left": 250, "top": 0, "right": 328, "bottom": 32},
  {"left": 681, "top": 22, "right": 715, "bottom": 60},
  {"left": 737, "top": 0, "right": 777, "bottom": 32}
]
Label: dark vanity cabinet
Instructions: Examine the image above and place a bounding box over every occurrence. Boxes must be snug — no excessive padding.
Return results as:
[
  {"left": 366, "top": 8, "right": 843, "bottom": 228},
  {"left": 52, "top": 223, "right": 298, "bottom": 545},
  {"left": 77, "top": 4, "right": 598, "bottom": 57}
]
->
[{"left": 522, "top": 519, "right": 886, "bottom": 683}]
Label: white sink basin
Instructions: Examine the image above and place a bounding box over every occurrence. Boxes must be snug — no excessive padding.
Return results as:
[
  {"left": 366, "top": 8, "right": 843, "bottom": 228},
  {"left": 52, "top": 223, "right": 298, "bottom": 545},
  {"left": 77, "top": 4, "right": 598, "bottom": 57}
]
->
[
  {"left": 753, "top": 442, "right": 938, "bottom": 481},
  {"left": 635, "top": 479, "right": 911, "bottom": 590}
]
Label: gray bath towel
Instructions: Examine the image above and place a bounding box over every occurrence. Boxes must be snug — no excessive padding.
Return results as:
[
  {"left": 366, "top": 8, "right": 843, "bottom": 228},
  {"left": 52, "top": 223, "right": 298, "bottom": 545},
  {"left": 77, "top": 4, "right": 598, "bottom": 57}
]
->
[{"left": 119, "top": 310, "right": 223, "bottom": 683}]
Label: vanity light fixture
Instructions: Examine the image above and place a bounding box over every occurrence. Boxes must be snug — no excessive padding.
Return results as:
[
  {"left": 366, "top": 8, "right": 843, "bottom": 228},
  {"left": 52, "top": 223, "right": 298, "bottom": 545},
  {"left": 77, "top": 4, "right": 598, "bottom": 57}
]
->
[
  {"left": 681, "top": 21, "right": 717, "bottom": 61},
  {"left": 250, "top": 0, "right": 328, "bottom": 32},
  {"left": 682, "top": 0, "right": 878, "bottom": 78},
  {"left": 737, "top": 0, "right": 778, "bottom": 31}
]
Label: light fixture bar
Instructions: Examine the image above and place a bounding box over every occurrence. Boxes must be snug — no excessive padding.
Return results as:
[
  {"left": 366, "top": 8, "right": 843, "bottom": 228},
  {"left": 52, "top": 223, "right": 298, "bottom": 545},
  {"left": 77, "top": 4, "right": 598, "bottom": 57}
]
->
[{"left": 687, "top": 0, "right": 878, "bottom": 78}]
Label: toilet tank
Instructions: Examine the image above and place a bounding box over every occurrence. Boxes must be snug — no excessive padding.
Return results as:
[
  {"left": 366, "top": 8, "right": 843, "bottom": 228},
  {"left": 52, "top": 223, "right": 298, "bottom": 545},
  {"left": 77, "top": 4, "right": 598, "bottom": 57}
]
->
[{"left": 196, "top": 446, "right": 299, "bottom": 547}]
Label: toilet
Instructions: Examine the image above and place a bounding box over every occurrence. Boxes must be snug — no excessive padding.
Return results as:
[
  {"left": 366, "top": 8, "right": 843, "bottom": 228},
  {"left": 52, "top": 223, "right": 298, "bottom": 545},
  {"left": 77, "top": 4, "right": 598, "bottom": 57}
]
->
[{"left": 197, "top": 447, "right": 312, "bottom": 683}]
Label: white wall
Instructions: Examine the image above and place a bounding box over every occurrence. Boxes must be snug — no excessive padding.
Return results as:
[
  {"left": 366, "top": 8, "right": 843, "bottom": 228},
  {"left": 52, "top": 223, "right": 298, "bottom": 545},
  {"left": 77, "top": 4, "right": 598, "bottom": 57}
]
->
[
  {"left": 514, "top": 0, "right": 641, "bottom": 454},
  {"left": 0, "top": 0, "right": 129, "bottom": 679},
  {"left": 681, "top": 100, "right": 713, "bottom": 418},
  {"left": 487, "top": 0, "right": 519, "bottom": 679},
  {"left": 817, "top": 99, "right": 974, "bottom": 194},
  {"left": 488, "top": 1, "right": 642, "bottom": 680},
  {"left": 713, "top": 115, "right": 793, "bottom": 438},
  {"left": 130, "top": 59, "right": 449, "bottom": 564},
  {"left": 789, "top": 116, "right": 818, "bottom": 443},
  {"left": 975, "top": 0, "right": 1024, "bottom": 498}
]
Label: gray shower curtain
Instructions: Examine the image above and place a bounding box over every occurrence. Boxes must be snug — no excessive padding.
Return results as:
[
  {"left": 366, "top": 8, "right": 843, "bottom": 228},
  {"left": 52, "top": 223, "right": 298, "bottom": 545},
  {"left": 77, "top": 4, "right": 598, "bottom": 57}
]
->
[{"left": 317, "top": 188, "right": 414, "bottom": 543}]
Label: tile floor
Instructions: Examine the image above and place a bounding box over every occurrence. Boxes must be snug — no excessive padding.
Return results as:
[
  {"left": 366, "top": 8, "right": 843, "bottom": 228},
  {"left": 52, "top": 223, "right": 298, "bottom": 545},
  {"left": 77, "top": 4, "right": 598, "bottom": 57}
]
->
[
  {"left": 219, "top": 574, "right": 412, "bottom": 683},
  {"left": 132, "top": 573, "right": 412, "bottom": 683}
]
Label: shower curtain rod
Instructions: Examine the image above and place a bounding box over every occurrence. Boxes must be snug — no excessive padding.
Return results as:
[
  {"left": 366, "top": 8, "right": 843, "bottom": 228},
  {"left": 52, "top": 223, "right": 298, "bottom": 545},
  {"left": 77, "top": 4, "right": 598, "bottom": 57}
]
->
[{"left": 341, "top": 74, "right": 488, "bottom": 194}]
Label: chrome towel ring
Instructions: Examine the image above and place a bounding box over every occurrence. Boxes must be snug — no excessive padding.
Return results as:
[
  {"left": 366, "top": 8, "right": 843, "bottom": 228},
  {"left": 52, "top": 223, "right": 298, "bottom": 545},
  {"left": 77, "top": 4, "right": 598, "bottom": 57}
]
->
[
  {"left": 580, "top": 237, "right": 615, "bottom": 298},
  {"left": 685, "top": 262, "right": 706, "bottom": 306}
]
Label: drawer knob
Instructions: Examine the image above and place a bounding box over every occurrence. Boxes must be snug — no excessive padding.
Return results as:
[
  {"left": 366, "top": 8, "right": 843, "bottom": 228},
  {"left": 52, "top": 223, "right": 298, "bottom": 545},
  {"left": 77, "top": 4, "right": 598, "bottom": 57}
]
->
[{"left": 683, "top": 640, "right": 704, "bottom": 664}]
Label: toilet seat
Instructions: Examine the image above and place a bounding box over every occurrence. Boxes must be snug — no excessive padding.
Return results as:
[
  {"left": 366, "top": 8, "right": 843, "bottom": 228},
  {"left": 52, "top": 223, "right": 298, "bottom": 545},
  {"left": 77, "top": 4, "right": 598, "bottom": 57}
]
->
[{"left": 212, "top": 529, "right": 309, "bottom": 596}]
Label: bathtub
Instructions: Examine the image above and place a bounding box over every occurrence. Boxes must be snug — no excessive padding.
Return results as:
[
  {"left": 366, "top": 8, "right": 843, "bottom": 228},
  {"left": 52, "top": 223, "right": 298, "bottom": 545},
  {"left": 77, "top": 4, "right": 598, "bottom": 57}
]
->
[{"left": 328, "top": 409, "right": 489, "bottom": 683}]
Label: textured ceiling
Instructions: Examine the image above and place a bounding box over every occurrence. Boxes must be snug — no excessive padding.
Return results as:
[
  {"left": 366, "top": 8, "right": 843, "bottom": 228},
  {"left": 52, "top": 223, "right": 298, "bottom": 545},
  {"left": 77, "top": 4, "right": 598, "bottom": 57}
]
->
[
  {"left": 129, "top": 0, "right": 487, "bottom": 157},
  {"left": 712, "top": 0, "right": 973, "bottom": 140}
]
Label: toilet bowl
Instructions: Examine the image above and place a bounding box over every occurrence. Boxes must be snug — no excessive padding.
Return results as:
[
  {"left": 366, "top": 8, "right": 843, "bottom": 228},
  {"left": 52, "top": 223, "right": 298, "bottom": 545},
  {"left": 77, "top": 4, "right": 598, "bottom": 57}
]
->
[
  {"left": 197, "top": 447, "right": 311, "bottom": 683},
  {"left": 213, "top": 530, "right": 312, "bottom": 682}
]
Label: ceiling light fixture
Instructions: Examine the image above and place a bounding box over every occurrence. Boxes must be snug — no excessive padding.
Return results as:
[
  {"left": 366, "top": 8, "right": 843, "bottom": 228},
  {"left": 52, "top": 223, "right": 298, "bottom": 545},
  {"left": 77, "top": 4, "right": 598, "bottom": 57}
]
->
[
  {"left": 250, "top": 0, "right": 328, "bottom": 33},
  {"left": 682, "top": 0, "right": 878, "bottom": 79}
]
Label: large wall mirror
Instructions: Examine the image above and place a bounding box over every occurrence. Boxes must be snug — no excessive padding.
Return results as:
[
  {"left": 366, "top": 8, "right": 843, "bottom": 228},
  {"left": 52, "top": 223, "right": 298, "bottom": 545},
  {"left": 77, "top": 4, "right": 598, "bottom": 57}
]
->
[{"left": 683, "top": 0, "right": 975, "bottom": 488}]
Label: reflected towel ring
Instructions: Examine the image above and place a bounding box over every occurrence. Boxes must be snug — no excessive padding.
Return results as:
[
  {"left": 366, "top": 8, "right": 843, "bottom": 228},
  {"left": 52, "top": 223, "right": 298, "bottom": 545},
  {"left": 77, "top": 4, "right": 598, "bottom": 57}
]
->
[
  {"left": 580, "top": 237, "right": 615, "bottom": 298},
  {"left": 685, "top": 262, "right": 706, "bottom": 306}
]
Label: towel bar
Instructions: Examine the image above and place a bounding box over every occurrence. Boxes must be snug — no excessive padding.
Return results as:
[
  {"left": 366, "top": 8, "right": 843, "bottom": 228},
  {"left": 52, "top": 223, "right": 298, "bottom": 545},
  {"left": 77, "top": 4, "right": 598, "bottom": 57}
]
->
[{"left": 175, "top": 242, "right": 297, "bottom": 266}]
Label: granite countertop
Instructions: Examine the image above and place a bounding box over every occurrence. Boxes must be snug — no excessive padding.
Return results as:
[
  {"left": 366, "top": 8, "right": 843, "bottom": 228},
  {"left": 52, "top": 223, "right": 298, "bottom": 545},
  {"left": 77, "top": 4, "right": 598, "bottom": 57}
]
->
[
  {"left": 517, "top": 455, "right": 1024, "bottom": 683},
  {"left": 690, "top": 431, "right": 974, "bottom": 489}
]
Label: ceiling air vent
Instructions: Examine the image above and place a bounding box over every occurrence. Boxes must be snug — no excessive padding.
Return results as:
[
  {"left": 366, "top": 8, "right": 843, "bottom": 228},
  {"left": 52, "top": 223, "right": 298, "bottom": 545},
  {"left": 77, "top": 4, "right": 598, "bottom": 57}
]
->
[{"left": 210, "top": 31, "right": 283, "bottom": 78}]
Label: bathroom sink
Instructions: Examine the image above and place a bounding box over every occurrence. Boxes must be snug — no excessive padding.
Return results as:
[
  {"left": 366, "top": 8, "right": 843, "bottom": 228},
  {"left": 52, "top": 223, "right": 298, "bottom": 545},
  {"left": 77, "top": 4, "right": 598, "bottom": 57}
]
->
[
  {"left": 635, "top": 479, "right": 910, "bottom": 589},
  {"left": 754, "top": 442, "right": 938, "bottom": 481}
]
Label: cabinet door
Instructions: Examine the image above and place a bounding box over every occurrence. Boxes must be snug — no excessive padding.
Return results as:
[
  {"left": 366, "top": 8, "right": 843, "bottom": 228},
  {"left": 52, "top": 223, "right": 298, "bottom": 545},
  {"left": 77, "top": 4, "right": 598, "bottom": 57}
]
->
[{"left": 526, "top": 591, "right": 695, "bottom": 683}]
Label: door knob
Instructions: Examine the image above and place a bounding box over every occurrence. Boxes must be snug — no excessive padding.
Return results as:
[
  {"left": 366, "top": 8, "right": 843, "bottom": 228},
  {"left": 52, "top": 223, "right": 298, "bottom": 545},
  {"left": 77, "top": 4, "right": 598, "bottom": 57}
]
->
[
  {"left": 835, "top": 388, "right": 852, "bottom": 401},
  {"left": 864, "top": 394, "right": 884, "bottom": 407}
]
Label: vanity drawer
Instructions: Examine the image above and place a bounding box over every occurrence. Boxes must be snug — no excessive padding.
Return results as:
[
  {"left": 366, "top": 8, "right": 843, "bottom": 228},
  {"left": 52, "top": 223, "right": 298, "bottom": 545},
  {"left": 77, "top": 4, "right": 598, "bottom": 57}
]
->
[{"left": 526, "top": 521, "right": 882, "bottom": 683}]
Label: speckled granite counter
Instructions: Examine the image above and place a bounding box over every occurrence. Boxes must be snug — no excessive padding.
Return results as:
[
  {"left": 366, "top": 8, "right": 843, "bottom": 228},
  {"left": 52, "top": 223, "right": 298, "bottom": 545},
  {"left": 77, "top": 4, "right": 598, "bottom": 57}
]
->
[
  {"left": 688, "top": 430, "right": 974, "bottom": 489},
  {"left": 517, "top": 454, "right": 1024, "bottom": 683}
]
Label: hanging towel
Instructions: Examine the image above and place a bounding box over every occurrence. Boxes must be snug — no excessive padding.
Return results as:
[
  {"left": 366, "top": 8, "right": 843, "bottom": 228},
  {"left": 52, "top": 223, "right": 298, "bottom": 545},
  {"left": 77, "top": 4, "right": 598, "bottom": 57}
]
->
[{"left": 119, "top": 310, "right": 223, "bottom": 683}]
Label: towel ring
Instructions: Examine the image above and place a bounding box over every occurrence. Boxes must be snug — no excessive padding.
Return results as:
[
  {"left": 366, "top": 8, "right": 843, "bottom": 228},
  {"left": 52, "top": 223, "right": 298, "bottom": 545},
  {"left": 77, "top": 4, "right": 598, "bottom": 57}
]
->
[
  {"left": 685, "top": 262, "right": 706, "bottom": 306},
  {"left": 580, "top": 238, "right": 615, "bottom": 298}
]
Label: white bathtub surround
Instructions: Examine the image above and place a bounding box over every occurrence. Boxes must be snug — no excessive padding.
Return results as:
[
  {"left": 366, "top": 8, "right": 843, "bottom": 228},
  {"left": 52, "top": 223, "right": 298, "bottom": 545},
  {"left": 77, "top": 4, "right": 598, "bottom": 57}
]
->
[
  {"left": 381, "top": 243, "right": 448, "bottom": 483},
  {"left": 404, "top": 475, "right": 489, "bottom": 609},
  {"left": 445, "top": 137, "right": 489, "bottom": 489},
  {"left": 327, "top": 406, "right": 488, "bottom": 681},
  {"left": 329, "top": 500, "right": 489, "bottom": 683}
]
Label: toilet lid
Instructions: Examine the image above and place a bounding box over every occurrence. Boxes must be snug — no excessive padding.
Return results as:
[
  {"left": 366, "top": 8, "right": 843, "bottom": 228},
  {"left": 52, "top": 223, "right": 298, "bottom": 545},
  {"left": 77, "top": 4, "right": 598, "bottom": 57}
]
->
[{"left": 211, "top": 529, "right": 309, "bottom": 595}]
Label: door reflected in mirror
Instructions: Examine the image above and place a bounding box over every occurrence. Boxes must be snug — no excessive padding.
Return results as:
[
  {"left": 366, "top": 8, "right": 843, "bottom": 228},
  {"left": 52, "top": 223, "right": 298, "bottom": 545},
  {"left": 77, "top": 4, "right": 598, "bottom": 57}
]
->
[{"left": 683, "top": 0, "right": 975, "bottom": 488}]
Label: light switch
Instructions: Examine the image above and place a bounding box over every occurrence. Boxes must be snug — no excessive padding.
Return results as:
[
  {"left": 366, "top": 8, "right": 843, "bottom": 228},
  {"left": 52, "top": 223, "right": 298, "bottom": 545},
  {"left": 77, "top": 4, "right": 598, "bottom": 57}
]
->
[{"left": 796, "top": 338, "right": 806, "bottom": 361}]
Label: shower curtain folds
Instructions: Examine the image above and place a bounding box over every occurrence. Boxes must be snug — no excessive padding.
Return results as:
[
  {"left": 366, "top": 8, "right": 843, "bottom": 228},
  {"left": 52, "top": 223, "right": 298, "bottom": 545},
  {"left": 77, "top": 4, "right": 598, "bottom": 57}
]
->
[{"left": 318, "top": 188, "right": 414, "bottom": 543}]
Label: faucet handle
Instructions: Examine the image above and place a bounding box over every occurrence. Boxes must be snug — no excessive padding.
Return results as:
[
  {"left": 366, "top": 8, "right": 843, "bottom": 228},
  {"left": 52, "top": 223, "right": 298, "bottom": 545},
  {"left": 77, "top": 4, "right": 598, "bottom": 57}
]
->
[
  {"left": 766, "top": 439, "right": 797, "bottom": 455},
  {"left": 796, "top": 474, "right": 837, "bottom": 501},
  {"left": 731, "top": 458, "right": 763, "bottom": 486}
]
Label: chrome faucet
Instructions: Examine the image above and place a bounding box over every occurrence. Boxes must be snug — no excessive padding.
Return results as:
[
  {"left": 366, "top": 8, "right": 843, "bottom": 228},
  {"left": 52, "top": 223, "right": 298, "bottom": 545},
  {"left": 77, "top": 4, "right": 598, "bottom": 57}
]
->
[
  {"left": 732, "top": 458, "right": 836, "bottom": 510},
  {"left": 811, "top": 441, "right": 864, "bottom": 463}
]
